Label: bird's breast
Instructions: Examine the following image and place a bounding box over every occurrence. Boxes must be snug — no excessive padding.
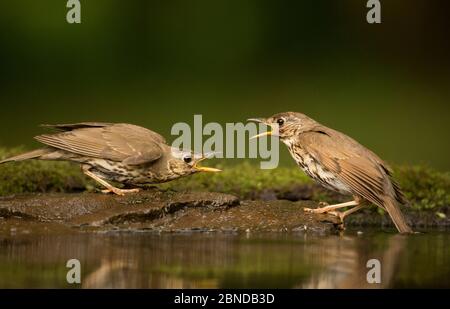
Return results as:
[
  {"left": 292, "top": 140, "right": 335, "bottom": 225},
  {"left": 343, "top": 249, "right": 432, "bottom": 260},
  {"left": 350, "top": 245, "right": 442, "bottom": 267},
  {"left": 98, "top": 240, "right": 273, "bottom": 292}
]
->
[
  {"left": 287, "top": 144, "right": 350, "bottom": 195},
  {"left": 84, "top": 158, "right": 170, "bottom": 184}
]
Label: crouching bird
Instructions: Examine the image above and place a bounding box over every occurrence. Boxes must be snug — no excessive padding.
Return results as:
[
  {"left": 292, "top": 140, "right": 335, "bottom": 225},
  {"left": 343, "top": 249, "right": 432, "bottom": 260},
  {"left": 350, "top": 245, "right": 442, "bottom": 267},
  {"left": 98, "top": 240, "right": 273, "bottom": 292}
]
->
[
  {"left": 0, "top": 122, "right": 220, "bottom": 196},
  {"left": 249, "top": 112, "right": 413, "bottom": 234}
]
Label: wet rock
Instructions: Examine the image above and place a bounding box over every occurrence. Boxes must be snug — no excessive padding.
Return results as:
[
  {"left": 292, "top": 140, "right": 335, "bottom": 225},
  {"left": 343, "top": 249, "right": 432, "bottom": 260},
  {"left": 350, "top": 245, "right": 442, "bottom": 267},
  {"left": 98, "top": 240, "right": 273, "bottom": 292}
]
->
[
  {"left": 0, "top": 191, "right": 340, "bottom": 235},
  {"left": 134, "top": 200, "right": 340, "bottom": 234}
]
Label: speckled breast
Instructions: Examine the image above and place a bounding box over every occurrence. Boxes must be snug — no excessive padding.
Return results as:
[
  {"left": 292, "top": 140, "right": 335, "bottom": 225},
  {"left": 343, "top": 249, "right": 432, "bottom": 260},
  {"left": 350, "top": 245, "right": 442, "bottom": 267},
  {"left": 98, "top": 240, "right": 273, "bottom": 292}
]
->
[
  {"left": 83, "top": 158, "right": 169, "bottom": 185},
  {"left": 287, "top": 143, "right": 351, "bottom": 195}
]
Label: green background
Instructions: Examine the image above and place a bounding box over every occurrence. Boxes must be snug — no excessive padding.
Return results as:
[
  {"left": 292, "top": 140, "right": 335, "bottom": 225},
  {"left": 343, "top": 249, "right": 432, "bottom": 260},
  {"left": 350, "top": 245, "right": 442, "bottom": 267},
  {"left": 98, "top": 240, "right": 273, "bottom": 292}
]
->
[{"left": 0, "top": 0, "right": 449, "bottom": 169}]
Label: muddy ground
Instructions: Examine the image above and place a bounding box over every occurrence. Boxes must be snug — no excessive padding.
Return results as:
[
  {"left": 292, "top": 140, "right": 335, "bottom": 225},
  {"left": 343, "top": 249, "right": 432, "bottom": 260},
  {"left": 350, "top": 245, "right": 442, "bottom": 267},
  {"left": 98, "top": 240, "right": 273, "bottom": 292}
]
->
[
  {"left": 1, "top": 187, "right": 448, "bottom": 237},
  {"left": 0, "top": 190, "right": 342, "bottom": 235}
]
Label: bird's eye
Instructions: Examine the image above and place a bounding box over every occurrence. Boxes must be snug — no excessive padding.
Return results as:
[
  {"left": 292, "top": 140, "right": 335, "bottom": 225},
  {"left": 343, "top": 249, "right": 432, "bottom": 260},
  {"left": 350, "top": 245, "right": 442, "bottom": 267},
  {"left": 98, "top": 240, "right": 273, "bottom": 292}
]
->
[
  {"left": 277, "top": 118, "right": 285, "bottom": 126},
  {"left": 183, "top": 156, "right": 192, "bottom": 163}
]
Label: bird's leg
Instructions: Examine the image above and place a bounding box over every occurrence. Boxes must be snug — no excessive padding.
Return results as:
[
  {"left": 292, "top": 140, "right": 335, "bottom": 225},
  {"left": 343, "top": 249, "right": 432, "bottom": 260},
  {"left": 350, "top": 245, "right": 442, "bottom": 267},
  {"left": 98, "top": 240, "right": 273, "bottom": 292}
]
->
[
  {"left": 328, "top": 204, "right": 366, "bottom": 231},
  {"left": 329, "top": 204, "right": 366, "bottom": 222},
  {"left": 304, "top": 200, "right": 358, "bottom": 214},
  {"left": 82, "top": 167, "right": 140, "bottom": 196},
  {"left": 100, "top": 188, "right": 141, "bottom": 195}
]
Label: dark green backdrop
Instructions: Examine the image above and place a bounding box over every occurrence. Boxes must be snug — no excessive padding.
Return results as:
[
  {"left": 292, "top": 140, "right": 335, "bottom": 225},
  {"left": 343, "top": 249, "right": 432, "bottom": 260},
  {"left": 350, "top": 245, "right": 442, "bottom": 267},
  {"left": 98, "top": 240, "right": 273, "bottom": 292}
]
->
[{"left": 1, "top": 0, "right": 449, "bottom": 169}]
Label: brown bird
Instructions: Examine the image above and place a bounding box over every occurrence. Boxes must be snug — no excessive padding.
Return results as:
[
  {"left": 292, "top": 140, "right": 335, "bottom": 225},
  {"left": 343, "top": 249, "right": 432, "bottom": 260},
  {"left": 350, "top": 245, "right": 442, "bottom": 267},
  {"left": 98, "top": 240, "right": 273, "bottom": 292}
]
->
[
  {"left": 0, "top": 122, "right": 220, "bottom": 196},
  {"left": 249, "top": 112, "right": 413, "bottom": 234}
]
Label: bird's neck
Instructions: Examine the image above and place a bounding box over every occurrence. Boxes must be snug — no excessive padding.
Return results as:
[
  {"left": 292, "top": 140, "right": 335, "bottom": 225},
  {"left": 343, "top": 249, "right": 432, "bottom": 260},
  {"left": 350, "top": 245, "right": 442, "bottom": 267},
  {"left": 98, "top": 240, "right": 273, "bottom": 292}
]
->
[{"left": 281, "top": 137, "right": 296, "bottom": 148}]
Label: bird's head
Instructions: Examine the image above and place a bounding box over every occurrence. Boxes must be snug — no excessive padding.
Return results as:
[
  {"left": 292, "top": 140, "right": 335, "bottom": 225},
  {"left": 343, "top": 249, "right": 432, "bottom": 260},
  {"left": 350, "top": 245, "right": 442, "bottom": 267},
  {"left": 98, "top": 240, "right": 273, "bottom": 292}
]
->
[
  {"left": 248, "top": 112, "right": 312, "bottom": 141},
  {"left": 169, "top": 149, "right": 221, "bottom": 176}
]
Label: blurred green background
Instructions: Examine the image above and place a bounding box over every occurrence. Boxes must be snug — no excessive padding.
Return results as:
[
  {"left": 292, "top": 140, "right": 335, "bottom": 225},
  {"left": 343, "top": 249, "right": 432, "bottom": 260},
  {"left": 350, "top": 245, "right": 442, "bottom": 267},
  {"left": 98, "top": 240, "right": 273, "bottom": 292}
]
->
[{"left": 0, "top": 0, "right": 449, "bottom": 169}]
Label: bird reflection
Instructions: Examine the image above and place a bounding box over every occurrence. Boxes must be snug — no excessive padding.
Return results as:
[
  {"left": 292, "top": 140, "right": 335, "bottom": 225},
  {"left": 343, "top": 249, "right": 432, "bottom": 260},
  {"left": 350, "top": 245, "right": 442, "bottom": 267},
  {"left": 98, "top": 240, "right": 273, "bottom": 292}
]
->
[
  {"left": 300, "top": 234, "right": 407, "bottom": 288},
  {"left": 0, "top": 232, "right": 411, "bottom": 288},
  {"left": 78, "top": 233, "right": 407, "bottom": 288}
]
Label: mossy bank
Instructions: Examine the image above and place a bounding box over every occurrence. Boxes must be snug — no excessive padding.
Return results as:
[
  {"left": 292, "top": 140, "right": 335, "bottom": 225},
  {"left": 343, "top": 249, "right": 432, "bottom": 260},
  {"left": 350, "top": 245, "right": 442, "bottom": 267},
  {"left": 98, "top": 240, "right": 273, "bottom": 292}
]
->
[{"left": 1, "top": 147, "right": 449, "bottom": 228}]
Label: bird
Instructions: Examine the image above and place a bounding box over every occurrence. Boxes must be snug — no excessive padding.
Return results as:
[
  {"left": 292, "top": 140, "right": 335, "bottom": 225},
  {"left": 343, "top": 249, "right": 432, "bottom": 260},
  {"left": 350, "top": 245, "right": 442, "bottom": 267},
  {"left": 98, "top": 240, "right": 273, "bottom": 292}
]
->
[
  {"left": 0, "top": 122, "right": 220, "bottom": 196},
  {"left": 249, "top": 112, "right": 413, "bottom": 234}
]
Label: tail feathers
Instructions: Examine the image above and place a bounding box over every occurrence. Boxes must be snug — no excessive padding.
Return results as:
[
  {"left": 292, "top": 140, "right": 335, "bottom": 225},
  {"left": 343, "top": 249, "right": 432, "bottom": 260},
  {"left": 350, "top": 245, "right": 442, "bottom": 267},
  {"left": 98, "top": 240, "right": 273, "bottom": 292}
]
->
[
  {"left": 0, "top": 149, "right": 51, "bottom": 164},
  {"left": 392, "top": 179, "right": 409, "bottom": 205},
  {"left": 384, "top": 197, "right": 413, "bottom": 234}
]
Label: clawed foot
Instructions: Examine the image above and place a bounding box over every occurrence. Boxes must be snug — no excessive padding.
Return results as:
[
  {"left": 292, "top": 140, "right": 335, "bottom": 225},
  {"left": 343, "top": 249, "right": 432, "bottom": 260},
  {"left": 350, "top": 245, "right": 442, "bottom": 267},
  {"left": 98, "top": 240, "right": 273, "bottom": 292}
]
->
[
  {"left": 303, "top": 201, "right": 364, "bottom": 232},
  {"left": 327, "top": 210, "right": 345, "bottom": 222},
  {"left": 304, "top": 207, "right": 344, "bottom": 220},
  {"left": 304, "top": 207, "right": 327, "bottom": 214},
  {"left": 101, "top": 187, "right": 141, "bottom": 196},
  {"left": 303, "top": 203, "right": 331, "bottom": 214},
  {"left": 303, "top": 201, "right": 331, "bottom": 214},
  {"left": 311, "top": 208, "right": 345, "bottom": 231}
]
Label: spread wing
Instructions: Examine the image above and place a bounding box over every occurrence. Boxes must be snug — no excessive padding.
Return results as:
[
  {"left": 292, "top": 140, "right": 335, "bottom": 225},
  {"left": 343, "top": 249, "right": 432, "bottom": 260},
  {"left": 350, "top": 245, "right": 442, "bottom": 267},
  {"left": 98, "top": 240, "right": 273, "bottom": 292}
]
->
[
  {"left": 35, "top": 123, "right": 167, "bottom": 165},
  {"left": 298, "top": 129, "right": 398, "bottom": 207}
]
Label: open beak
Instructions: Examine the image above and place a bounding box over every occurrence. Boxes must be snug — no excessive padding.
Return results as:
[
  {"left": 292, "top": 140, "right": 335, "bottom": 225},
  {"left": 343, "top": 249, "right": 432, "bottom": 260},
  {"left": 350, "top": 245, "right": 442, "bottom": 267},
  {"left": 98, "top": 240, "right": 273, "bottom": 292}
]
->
[
  {"left": 247, "top": 118, "right": 272, "bottom": 140},
  {"left": 247, "top": 118, "right": 265, "bottom": 124},
  {"left": 250, "top": 131, "right": 272, "bottom": 139},
  {"left": 193, "top": 155, "right": 222, "bottom": 173}
]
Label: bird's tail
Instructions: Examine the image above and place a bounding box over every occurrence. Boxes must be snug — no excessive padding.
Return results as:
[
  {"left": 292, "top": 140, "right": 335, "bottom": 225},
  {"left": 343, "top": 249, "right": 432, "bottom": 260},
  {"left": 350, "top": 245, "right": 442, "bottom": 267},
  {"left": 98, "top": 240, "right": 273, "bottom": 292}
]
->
[
  {"left": 384, "top": 196, "right": 413, "bottom": 234},
  {"left": 0, "top": 148, "right": 51, "bottom": 164}
]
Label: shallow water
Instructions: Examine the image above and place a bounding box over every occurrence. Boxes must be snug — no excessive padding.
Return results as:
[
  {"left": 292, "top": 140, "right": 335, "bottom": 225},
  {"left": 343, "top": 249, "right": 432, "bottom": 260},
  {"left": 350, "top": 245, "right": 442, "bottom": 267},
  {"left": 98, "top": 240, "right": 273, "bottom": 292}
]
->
[{"left": 0, "top": 229, "right": 449, "bottom": 288}]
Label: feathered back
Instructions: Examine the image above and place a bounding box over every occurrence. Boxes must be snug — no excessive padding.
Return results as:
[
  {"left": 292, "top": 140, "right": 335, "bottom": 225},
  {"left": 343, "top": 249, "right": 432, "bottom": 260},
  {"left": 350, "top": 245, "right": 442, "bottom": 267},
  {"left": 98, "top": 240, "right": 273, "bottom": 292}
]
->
[{"left": 35, "top": 123, "right": 168, "bottom": 165}]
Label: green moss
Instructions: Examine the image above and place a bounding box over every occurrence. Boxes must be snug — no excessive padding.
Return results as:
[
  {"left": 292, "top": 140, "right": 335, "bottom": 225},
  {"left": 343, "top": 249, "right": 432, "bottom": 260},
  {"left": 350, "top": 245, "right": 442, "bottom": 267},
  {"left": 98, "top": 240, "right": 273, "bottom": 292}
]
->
[
  {"left": 1, "top": 147, "right": 448, "bottom": 211},
  {"left": 0, "top": 147, "right": 88, "bottom": 195},
  {"left": 161, "top": 161, "right": 312, "bottom": 197},
  {"left": 394, "top": 165, "right": 450, "bottom": 210},
  {"left": 163, "top": 163, "right": 450, "bottom": 211}
]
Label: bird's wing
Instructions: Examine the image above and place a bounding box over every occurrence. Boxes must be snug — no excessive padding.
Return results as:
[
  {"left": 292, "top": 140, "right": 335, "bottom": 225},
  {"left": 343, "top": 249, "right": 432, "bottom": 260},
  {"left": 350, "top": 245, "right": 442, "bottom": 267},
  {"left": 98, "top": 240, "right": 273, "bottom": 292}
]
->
[
  {"left": 35, "top": 123, "right": 166, "bottom": 165},
  {"left": 298, "top": 130, "right": 392, "bottom": 207},
  {"left": 41, "top": 122, "right": 115, "bottom": 131}
]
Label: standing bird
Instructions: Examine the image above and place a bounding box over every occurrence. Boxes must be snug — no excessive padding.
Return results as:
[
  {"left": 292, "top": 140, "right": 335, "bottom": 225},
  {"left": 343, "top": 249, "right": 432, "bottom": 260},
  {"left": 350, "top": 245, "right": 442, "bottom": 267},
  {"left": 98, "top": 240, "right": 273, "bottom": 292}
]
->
[
  {"left": 249, "top": 112, "right": 413, "bottom": 234},
  {"left": 0, "top": 122, "right": 220, "bottom": 196}
]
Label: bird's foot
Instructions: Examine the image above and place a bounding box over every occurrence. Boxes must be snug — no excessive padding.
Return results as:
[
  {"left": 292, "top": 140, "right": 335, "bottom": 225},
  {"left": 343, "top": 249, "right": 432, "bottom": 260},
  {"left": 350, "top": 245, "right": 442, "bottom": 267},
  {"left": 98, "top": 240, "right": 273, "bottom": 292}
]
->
[
  {"left": 304, "top": 207, "right": 323, "bottom": 214},
  {"left": 303, "top": 201, "right": 352, "bottom": 214},
  {"left": 304, "top": 208, "right": 346, "bottom": 230},
  {"left": 327, "top": 211, "right": 346, "bottom": 230},
  {"left": 327, "top": 210, "right": 345, "bottom": 222},
  {"left": 303, "top": 202, "right": 330, "bottom": 214},
  {"left": 101, "top": 187, "right": 141, "bottom": 196},
  {"left": 303, "top": 201, "right": 330, "bottom": 213},
  {"left": 303, "top": 207, "right": 345, "bottom": 221}
]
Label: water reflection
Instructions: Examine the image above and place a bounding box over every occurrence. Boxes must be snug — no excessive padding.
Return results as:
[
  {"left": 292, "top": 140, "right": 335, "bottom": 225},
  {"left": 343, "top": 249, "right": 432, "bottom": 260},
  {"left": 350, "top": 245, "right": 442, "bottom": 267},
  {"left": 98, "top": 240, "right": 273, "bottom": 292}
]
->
[
  {"left": 0, "top": 231, "right": 449, "bottom": 288},
  {"left": 300, "top": 234, "right": 407, "bottom": 288}
]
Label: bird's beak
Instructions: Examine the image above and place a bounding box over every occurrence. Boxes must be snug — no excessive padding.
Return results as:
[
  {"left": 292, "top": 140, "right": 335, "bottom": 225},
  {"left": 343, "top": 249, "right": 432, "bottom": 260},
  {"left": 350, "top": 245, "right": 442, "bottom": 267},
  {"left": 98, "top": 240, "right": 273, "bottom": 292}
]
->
[
  {"left": 247, "top": 118, "right": 265, "bottom": 124},
  {"left": 250, "top": 130, "right": 272, "bottom": 139},
  {"left": 195, "top": 166, "right": 222, "bottom": 172},
  {"left": 193, "top": 155, "right": 222, "bottom": 173},
  {"left": 247, "top": 118, "right": 272, "bottom": 139}
]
